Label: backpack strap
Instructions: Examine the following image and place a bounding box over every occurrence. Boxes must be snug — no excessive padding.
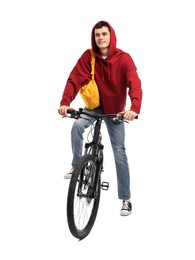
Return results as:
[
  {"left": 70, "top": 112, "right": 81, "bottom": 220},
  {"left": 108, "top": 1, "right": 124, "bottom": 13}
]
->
[{"left": 89, "top": 49, "right": 95, "bottom": 80}]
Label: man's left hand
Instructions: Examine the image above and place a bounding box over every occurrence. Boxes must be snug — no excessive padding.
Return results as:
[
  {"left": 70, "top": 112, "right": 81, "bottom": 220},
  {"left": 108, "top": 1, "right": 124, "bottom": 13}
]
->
[{"left": 119, "top": 110, "right": 138, "bottom": 121}]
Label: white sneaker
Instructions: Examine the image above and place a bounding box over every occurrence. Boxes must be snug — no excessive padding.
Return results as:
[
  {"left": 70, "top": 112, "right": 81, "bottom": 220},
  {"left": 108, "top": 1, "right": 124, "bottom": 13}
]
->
[
  {"left": 120, "top": 200, "right": 132, "bottom": 216},
  {"left": 64, "top": 167, "right": 74, "bottom": 179}
]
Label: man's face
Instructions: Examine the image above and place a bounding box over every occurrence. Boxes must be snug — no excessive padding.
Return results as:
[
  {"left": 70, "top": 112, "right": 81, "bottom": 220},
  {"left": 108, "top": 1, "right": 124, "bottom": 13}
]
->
[{"left": 94, "top": 26, "right": 110, "bottom": 50}]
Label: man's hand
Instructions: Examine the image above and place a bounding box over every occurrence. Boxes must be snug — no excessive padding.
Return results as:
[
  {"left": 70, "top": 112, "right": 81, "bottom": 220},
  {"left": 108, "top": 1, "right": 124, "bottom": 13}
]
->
[
  {"left": 119, "top": 110, "right": 138, "bottom": 121},
  {"left": 58, "top": 105, "right": 75, "bottom": 117}
]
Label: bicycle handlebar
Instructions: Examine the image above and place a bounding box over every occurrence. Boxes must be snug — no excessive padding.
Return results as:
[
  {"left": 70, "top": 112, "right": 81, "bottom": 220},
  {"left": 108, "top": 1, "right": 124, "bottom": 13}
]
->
[{"left": 66, "top": 108, "right": 138, "bottom": 123}]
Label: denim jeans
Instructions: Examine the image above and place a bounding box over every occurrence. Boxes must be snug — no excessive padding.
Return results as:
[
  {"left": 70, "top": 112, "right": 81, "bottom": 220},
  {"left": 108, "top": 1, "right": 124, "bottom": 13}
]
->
[{"left": 71, "top": 107, "right": 131, "bottom": 200}]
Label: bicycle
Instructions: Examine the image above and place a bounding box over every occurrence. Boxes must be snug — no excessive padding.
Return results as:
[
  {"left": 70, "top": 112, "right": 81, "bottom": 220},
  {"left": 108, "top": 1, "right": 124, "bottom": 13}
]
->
[{"left": 65, "top": 108, "right": 135, "bottom": 240}]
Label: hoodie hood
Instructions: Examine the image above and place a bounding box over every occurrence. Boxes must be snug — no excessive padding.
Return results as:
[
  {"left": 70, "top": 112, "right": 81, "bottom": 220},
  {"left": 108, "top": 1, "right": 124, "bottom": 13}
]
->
[{"left": 91, "top": 21, "right": 117, "bottom": 59}]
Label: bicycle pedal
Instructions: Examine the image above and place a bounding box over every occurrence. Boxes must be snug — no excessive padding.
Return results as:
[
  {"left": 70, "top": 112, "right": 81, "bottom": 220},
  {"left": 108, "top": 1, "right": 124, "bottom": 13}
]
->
[{"left": 101, "top": 181, "right": 109, "bottom": 191}]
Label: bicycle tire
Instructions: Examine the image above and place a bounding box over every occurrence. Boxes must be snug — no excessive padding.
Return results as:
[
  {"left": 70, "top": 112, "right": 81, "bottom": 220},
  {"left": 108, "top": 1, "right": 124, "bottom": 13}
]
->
[{"left": 67, "top": 154, "right": 101, "bottom": 239}]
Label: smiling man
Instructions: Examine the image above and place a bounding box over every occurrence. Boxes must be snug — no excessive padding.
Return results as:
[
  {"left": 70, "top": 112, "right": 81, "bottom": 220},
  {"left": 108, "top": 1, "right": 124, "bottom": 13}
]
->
[
  {"left": 94, "top": 25, "right": 110, "bottom": 56},
  {"left": 58, "top": 21, "right": 142, "bottom": 216}
]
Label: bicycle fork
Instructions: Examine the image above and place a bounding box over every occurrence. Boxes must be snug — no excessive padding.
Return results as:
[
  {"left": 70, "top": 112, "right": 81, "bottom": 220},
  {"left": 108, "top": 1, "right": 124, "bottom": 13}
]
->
[{"left": 85, "top": 119, "right": 109, "bottom": 195}]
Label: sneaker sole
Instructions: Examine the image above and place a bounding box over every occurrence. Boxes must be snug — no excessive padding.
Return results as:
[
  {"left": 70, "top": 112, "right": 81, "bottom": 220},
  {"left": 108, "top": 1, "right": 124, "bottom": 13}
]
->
[
  {"left": 120, "top": 210, "right": 132, "bottom": 216},
  {"left": 64, "top": 174, "right": 72, "bottom": 179}
]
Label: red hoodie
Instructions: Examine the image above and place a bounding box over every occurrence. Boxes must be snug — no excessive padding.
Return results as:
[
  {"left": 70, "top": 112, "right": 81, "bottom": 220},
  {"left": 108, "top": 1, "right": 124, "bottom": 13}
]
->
[{"left": 60, "top": 21, "right": 142, "bottom": 114}]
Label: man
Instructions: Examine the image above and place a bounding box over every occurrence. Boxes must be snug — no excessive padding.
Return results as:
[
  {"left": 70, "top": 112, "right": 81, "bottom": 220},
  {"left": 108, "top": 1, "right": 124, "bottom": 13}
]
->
[{"left": 58, "top": 21, "right": 142, "bottom": 216}]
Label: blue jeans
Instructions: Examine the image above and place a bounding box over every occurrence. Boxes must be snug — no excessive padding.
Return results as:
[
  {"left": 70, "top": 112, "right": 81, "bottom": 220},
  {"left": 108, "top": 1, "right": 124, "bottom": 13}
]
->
[{"left": 71, "top": 107, "right": 131, "bottom": 200}]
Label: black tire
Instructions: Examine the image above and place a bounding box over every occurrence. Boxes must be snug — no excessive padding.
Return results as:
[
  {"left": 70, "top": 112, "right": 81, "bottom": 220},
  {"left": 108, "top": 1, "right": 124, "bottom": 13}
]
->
[{"left": 67, "top": 154, "right": 101, "bottom": 239}]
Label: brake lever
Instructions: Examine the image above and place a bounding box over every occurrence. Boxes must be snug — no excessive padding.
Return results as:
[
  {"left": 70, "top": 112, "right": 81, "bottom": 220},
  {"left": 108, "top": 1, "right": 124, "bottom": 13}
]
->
[
  {"left": 113, "top": 113, "right": 138, "bottom": 124},
  {"left": 67, "top": 109, "right": 81, "bottom": 119},
  {"left": 112, "top": 114, "right": 125, "bottom": 124}
]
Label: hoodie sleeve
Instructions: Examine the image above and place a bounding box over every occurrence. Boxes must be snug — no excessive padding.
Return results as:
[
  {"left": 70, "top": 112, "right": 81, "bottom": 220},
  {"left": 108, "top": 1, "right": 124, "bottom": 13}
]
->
[
  {"left": 125, "top": 54, "right": 142, "bottom": 114},
  {"left": 60, "top": 50, "right": 91, "bottom": 106}
]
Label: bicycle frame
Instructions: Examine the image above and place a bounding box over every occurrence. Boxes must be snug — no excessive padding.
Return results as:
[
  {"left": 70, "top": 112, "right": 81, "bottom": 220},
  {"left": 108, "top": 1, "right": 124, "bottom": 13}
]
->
[{"left": 67, "top": 108, "right": 120, "bottom": 194}]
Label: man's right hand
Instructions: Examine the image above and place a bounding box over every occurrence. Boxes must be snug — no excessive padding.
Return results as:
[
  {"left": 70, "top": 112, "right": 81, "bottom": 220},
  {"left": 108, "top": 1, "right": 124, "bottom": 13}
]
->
[{"left": 58, "top": 105, "right": 75, "bottom": 117}]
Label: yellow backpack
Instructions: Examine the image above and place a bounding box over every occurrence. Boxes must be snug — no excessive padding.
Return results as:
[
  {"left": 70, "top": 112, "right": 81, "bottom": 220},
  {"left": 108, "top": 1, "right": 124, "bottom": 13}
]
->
[{"left": 80, "top": 49, "right": 100, "bottom": 110}]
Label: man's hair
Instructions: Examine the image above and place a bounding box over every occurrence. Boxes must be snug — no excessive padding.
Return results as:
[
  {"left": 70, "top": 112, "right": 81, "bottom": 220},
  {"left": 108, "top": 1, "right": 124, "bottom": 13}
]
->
[{"left": 94, "top": 21, "right": 110, "bottom": 32}]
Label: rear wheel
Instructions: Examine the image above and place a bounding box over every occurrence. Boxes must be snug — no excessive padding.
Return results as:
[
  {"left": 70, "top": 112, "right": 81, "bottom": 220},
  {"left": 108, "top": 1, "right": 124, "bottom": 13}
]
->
[{"left": 67, "top": 154, "right": 101, "bottom": 239}]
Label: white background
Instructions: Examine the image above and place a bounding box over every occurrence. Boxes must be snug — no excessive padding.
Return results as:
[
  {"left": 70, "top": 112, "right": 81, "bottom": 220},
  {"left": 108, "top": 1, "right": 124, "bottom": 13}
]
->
[{"left": 0, "top": 0, "right": 195, "bottom": 259}]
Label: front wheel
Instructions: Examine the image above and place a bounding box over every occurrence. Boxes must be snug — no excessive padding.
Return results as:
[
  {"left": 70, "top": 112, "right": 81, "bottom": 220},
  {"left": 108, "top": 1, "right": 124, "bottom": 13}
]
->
[{"left": 67, "top": 154, "right": 101, "bottom": 239}]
